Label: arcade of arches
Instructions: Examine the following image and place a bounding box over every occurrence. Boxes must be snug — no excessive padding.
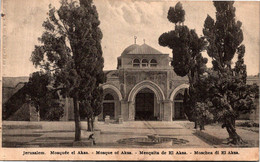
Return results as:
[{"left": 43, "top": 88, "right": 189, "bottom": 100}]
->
[{"left": 100, "top": 82, "right": 188, "bottom": 121}]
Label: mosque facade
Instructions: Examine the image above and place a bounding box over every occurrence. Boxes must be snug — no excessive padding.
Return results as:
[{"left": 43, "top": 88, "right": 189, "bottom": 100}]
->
[{"left": 64, "top": 42, "right": 189, "bottom": 121}]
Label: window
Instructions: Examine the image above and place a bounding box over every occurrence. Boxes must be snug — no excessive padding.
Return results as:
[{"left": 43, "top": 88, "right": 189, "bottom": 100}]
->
[
  {"left": 133, "top": 59, "right": 140, "bottom": 67},
  {"left": 142, "top": 59, "right": 149, "bottom": 67},
  {"left": 150, "top": 59, "right": 157, "bottom": 67}
]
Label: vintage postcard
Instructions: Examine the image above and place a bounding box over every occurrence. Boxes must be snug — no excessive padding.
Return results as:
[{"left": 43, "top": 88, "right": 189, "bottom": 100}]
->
[{"left": 0, "top": 0, "right": 259, "bottom": 161}]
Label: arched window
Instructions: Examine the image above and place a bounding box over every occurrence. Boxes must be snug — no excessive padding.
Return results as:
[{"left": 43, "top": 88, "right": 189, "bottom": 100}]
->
[
  {"left": 142, "top": 59, "right": 149, "bottom": 67},
  {"left": 150, "top": 59, "right": 157, "bottom": 67},
  {"left": 104, "top": 94, "right": 114, "bottom": 100},
  {"left": 133, "top": 59, "right": 140, "bottom": 67}
]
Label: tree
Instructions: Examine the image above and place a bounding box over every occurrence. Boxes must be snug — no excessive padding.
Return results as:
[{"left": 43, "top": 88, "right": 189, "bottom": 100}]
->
[
  {"left": 159, "top": 1, "right": 258, "bottom": 145},
  {"left": 159, "top": 2, "right": 208, "bottom": 129},
  {"left": 25, "top": 71, "right": 64, "bottom": 121},
  {"left": 31, "top": 0, "right": 105, "bottom": 141},
  {"left": 3, "top": 71, "right": 64, "bottom": 121},
  {"left": 79, "top": 87, "right": 103, "bottom": 131},
  {"left": 200, "top": 1, "right": 258, "bottom": 144}
]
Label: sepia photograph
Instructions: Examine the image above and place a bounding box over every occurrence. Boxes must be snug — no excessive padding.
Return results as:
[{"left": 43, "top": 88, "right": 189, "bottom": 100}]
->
[{"left": 1, "top": 0, "right": 259, "bottom": 160}]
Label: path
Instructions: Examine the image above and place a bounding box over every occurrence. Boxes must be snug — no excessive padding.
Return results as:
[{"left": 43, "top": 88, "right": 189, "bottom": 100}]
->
[{"left": 1, "top": 121, "right": 223, "bottom": 148}]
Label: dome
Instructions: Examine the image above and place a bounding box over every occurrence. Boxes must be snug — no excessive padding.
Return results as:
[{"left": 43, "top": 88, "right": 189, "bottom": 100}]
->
[
  {"left": 121, "top": 44, "right": 140, "bottom": 56},
  {"left": 128, "top": 43, "right": 163, "bottom": 55}
]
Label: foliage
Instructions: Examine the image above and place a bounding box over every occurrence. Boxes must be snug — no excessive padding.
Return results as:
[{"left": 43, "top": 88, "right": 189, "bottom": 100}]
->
[
  {"left": 203, "top": 2, "right": 244, "bottom": 71},
  {"left": 159, "top": 1, "right": 259, "bottom": 145},
  {"left": 159, "top": 2, "right": 208, "bottom": 125},
  {"left": 79, "top": 87, "right": 103, "bottom": 131},
  {"left": 237, "top": 121, "right": 259, "bottom": 128},
  {"left": 31, "top": 0, "right": 105, "bottom": 141},
  {"left": 200, "top": 2, "right": 258, "bottom": 144},
  {"left": 3, "top": 71, "right": 64, "bottom": 121},
  {"left": 167, "top": 2, "right": 185, "bottom": 25},
  {"left": 25, "top": 71, "right": 64, "bottom": 121}
]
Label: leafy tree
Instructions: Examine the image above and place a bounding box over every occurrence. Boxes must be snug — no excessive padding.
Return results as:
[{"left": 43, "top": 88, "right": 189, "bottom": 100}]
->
[
  {"left": 25, "top": 71, "right": 64, "bottom": 121},
  {"left": 159, "top": 1, "right": 258, "bottom": 144},
  {"left": 31, "top": 0, "right": 105, "bottom": 141},
  {"left": 79, "top": 87, "right": 103, "bottom": 131},
  {"left": 3, "top": 71, "right": 64, "bottom": 121},
  {"left": 159, "top": 2, "right": 208, "bottom": 129},
  {"left": 201, "top": 1, "right": 258, "bottom": 144}
]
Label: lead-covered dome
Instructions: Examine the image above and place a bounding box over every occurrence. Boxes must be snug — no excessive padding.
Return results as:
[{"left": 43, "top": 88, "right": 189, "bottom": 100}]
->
[
  {"left": 121, "top": 44, "right": 140, "bottom": 56},
  {"left": 121, "top": 43, "right": 163, "bottom": 56}
]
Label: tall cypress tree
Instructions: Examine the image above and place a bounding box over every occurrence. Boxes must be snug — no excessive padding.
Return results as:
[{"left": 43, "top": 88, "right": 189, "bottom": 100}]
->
[
  {"left": 31, "top": 0, "right": 105, "bottom": 141},
  {"left": 159, "top": 2, "right": 208, "bottom": 128},
  {"left": 201, "top": 1, "right": 258, "bottom": 144},
  {"left": 159, "top": 1, "right": 258, "bottom": 145}
]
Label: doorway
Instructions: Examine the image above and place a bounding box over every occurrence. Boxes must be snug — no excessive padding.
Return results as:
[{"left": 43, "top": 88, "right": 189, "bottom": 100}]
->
[
  {"left": 135, "top": 88, "right": 157, "bottom": 120},
  {"left": 103, "top": 93, "right": 115, "bottom": 119},
  {"left": 174, "top": 93, "right": 186, "bottom": 120}
]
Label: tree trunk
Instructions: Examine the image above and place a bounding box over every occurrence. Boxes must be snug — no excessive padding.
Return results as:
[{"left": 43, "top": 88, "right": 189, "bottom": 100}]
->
[
  {"left": 87, "top": 117, "right": 91, "bottom": 131},
  {"left": 225, "top": 120, "right": 243, "bottom": 145},
  {"left": 73, "top": 97, "right": 81, "bottom": 141},
  {"left": 200, "top": 122, "right": 205, "bottom": 130},
  {"left": 91, "top": 116, "right": 94, "bottom": 131},
  {"left": 194, "top": 121, "right": 198, "bottom": 129}
]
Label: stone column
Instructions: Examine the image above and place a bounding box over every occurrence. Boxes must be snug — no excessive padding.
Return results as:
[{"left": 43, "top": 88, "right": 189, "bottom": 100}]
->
[
  {"left": 120, "top": 100, "right": 128, "bottom": 121},
  {"left": 172, "top": 101, "right": 175, "bottom": 121},
  {"left": 114, "top": 100, "right": 119, "bottom": 120},
  {"left": 154, "top": 99, "right": 158, "bottom": 118},
  {"left": 128, "top": 101, "right": 135, "bottom": 121},
  {"left": 162, "top": 100, "right": 172, "bottom": 121},
  {"left": 159, "top": 101, "right": 163, "bottom": 120}
]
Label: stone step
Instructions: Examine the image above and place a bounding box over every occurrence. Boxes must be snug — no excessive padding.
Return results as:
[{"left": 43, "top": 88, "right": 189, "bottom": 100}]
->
[{"left": 3, "top": 125, "right": 42, "bottom": 129}]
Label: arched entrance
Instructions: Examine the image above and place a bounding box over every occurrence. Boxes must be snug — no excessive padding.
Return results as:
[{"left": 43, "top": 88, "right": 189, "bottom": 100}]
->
[
  {"left": 103, "top": 94, "right": 115, "bottom": 119},
  {"left": 101, "top": 84, "right": 122, "bottom": 121},
  {"left": 170, "top": 84, "right": 189, "bottom": 121},
  {"left": 173, "top": 92, "right": 186, "bottom": 120},
  {"left": 135, "top": 88, "right": 157, "bottom": 120},
  {"left": 128, "top": 80, "right": 165, "bottom": 121}
]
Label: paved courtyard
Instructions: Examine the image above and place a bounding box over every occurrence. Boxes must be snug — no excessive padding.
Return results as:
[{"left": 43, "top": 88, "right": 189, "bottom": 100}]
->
[{"left": 2, "top": 120, "right": 258, "bottom": 148}]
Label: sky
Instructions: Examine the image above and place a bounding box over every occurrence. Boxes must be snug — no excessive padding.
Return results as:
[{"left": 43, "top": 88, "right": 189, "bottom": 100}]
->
[{"left": 2, "top": 0, "right": 260, "bottom": 77}]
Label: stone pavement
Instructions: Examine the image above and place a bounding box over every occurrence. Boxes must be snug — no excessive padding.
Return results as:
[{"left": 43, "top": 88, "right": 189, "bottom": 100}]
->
[
  {"left": 195, "top": 125, "right": 259, "bottom": 147},
  {"left": 2, "top": 121, "right": 258, "bottom": 148},
  {"left": 179, "top": 122, "right": 259, "bottom": 148},
  {"left": 94, "top": 121, "right": 212, "bottom": 148}
]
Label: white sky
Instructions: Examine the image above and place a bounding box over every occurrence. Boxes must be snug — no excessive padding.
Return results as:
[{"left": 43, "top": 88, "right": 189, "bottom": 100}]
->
[{"left": 2, "top": 0, "right": 259, "bottom": 77}]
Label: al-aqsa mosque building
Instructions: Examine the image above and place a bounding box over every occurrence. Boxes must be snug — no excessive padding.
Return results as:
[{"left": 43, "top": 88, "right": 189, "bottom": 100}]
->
[{"left": 97, "top": 41, "right": 189, "bottom": 121}]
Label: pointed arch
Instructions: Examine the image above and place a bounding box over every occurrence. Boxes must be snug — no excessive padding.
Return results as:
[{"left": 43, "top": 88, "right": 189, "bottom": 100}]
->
[
  {"left": 128, "top": 80, "right": 165, "bottom": 102},
  {"left": 102, "top": 84, "right": 122, "bottom": 100},
  {"left": 169, "top": 84, "right": 189, "bottom": 101}
]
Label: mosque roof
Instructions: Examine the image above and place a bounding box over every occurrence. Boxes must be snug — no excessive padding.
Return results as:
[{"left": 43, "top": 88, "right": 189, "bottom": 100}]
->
[
  {"left": 121, "top": 43, "right": 163, "bottom": 56},
  {"left": 121, "top": 44, "right": 140, "bottom": 56}
]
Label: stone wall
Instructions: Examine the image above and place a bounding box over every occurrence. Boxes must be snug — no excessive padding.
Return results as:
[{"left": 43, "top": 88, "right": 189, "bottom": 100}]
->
[{"left": 123, "top": 70, "right": 168, "bottom": 99}]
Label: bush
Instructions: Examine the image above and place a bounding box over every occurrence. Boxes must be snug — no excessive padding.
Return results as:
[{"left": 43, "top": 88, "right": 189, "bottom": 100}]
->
[{"left": 237, "top": 121, "right": 259, "bottom": 127}]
